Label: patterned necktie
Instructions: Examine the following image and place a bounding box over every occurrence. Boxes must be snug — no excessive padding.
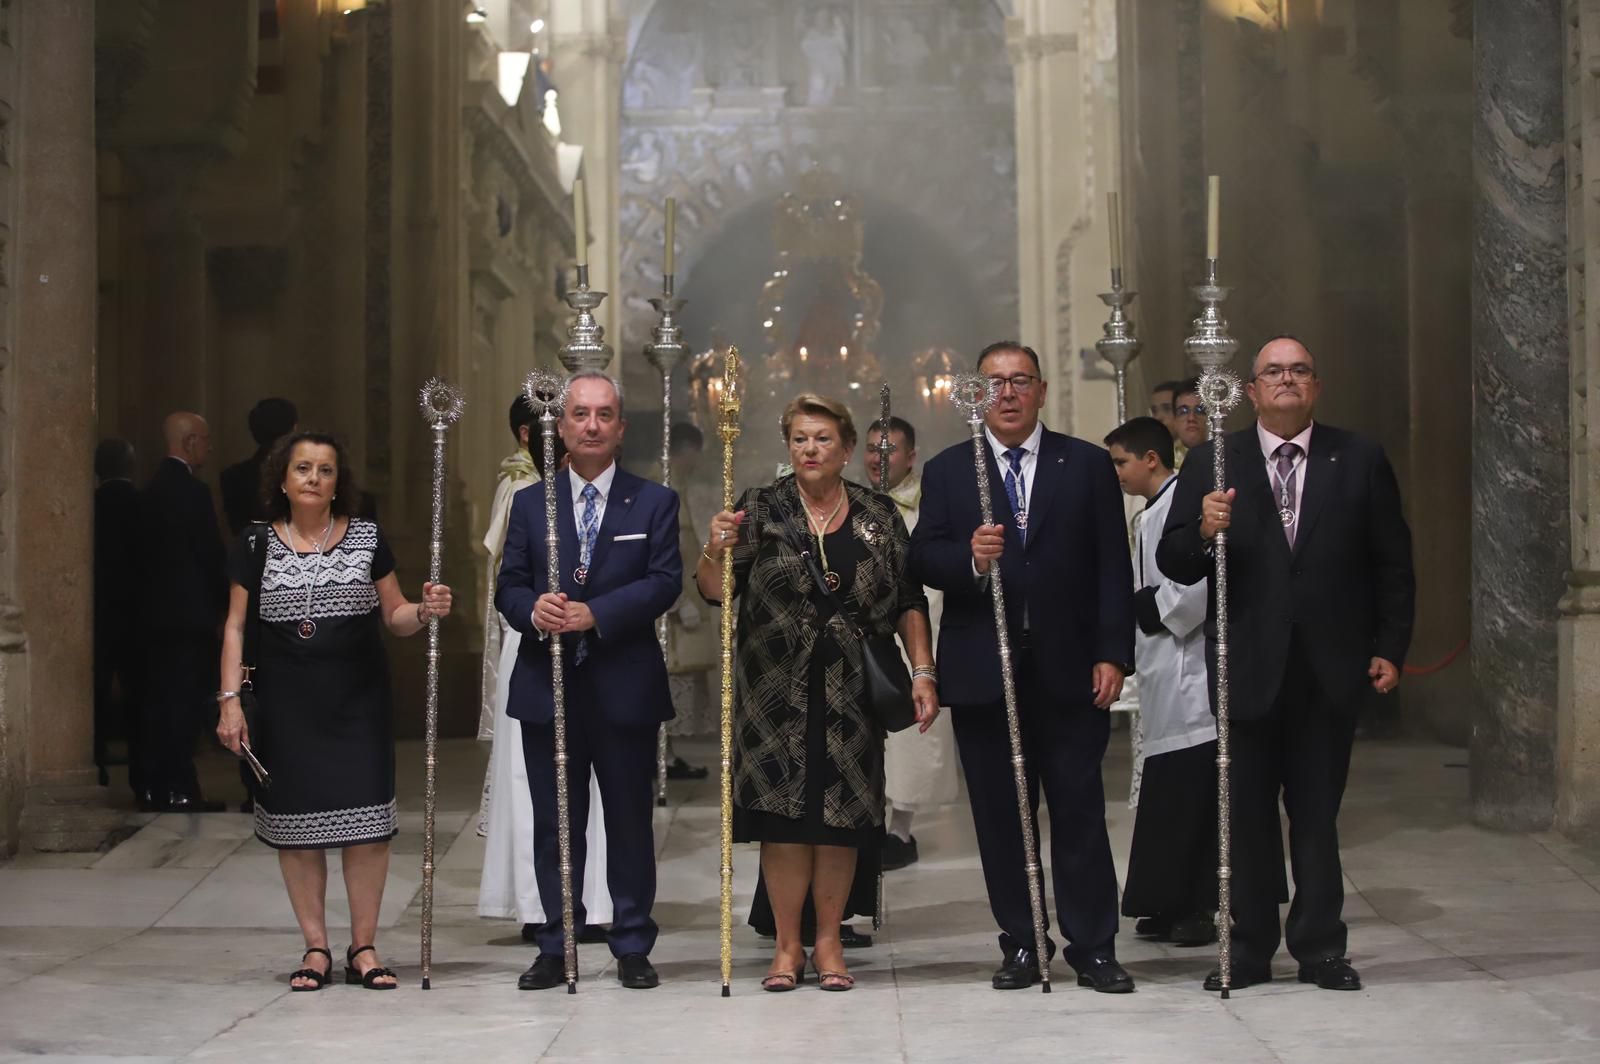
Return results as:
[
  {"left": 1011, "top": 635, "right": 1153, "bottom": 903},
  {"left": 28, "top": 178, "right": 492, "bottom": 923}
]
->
[
  {"left": 1003, "top": 447, "right": 1027, "bottom": 545},
  {"left": 1272, "top": 442, "right": 1302, "bottom": 547},
  {"left": 575, "top": 482, "right": 600, "bottom": 663}
]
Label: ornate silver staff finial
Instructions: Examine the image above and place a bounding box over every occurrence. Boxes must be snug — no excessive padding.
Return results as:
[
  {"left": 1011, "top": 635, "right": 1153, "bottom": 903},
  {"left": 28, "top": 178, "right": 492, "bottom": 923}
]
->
[
  {"left": 523, "top": 369, "right": 569, "bottom": 419},
  {"left": 950, "top": 372, "right": 998, "bottom": 425},
  {"left": 414, "top": 376, "right": 465, "bottom": 991}
]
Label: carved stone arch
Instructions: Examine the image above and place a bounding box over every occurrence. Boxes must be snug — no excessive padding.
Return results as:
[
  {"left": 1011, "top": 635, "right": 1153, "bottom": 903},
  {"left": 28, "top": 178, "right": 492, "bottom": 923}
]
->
[{"left": 618, "top": 0, "right": 1019, "bottom": 384}]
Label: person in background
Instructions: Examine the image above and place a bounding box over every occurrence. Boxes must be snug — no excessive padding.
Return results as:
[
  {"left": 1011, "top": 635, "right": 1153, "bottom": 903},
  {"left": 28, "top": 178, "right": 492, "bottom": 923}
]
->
[
  {"left": 865, "top": 415, "right": 958, "bottom": 871},
  {"left": 136, "top": 412, "right": 227, "bottom": 813},
  {"left": 1105, "top": 417, "right": 1217, "bottom": 947},
  {"left": 221, "top": 398, "right": 299, "bottom": 536}
]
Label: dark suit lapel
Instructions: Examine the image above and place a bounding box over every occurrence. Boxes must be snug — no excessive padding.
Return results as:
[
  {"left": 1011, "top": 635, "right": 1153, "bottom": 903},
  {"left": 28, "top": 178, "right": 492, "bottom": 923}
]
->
[
  {"left": 552, "top": 470, "right": 579, "bottom": 595},
  {"left": 579, "top": 468, "right": 640, "bottom": 598},
  {"left": 1021, "top": 431, "right": 1065, "bottom": 551},
  {"left": 1227, "top": 432, "right": 1291, "bottom": 558},
  {"left": 1291, "top": 429, "right": 1339, "bottom": 558}
]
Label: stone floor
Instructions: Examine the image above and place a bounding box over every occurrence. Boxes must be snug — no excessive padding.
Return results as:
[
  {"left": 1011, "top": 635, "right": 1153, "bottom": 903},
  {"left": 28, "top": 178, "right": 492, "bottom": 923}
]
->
[{"left": 2, "top": 735, "right": 1599, "bottom": 1062}]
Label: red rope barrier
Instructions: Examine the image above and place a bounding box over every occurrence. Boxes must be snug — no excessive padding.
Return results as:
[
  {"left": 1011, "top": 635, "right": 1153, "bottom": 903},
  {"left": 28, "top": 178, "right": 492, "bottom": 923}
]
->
[{"left": 1403, "top": 638, "right": 1469, "bottom": 676}]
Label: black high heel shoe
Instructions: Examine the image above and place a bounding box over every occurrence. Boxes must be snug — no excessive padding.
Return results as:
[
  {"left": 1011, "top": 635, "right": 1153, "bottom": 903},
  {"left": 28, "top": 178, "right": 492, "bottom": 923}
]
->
[
  {"left": 345, "top": 944, "right": 397, "bottom": 989},
  {"left": 290, "top": 947, "right": 333, "bottom": 991}
]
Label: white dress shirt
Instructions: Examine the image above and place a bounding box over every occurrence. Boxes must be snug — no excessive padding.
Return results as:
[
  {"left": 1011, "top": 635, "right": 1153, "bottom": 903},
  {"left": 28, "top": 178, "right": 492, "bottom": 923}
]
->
[
  {"left": 1257, "top": 421, "right": 1313, "bottom": 521},
  {"left": 972, "top": 422, "right": 1044, "bottom": 583},
  {"left": 569, "top": 461, "right": 617, "bottom": 540},
  {"left": 533, "top": 461, "right": 617, "bottom": 636}
]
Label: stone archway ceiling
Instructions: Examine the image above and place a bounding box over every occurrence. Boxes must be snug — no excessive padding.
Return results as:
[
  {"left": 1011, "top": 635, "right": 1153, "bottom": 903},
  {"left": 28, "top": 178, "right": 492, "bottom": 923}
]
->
[{"left": 617, "top": 0, "right": 1018, "bottom": 373}]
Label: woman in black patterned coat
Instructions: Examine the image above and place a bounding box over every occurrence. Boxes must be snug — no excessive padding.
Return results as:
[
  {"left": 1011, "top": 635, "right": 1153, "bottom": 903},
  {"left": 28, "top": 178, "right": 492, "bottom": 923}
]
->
[{"left": 698, "top": 394, "right": 939, "bottom": 992}]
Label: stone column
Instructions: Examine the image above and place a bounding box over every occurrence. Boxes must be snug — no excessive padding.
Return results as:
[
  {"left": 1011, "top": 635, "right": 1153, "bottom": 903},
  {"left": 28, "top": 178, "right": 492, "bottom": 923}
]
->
[
  {"left": 1469, "top": 0, "right": 1568, "bottom": 831},
  {"left": 1558, "top": 0, "right": 1600, "bottom": 836},
  {"left": 11, "top": 0, "right": 121, "bottom": 851}
]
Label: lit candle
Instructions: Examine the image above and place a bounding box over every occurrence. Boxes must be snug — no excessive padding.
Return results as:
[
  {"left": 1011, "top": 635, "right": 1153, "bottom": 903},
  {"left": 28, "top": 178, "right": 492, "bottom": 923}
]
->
[
  {"left": 573, "top": 177, "right": 588, "bottom": 267},
  {"left": 664, "top": 197, "right": 676, "bottom": 278},
  {"left": 1107, "top": 191, "right": 1123, "bottom": 276},
  {"left": 1206, "top": 174, "right": 1220, "bottom": 261}
]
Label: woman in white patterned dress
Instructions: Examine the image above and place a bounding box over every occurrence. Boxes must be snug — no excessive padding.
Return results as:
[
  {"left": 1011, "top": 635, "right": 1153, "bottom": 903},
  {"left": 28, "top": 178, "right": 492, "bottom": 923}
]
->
[{"left": 216, "top": 433, "right": 452, "bottom": 992}]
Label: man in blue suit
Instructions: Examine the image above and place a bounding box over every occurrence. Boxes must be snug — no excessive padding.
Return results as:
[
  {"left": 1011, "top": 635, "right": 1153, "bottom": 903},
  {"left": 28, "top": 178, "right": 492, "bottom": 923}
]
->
[
  {"left": 910, "top": 342, "right": 1136, "bottom": 992},
  {"left": 496, "top": 370, "right": 682, "bottom": 991}
]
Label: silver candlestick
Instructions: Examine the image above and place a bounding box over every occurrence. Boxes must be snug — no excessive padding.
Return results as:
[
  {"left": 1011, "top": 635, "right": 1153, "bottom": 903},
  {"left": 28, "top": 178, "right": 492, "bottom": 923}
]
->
[
  {"left": 1097, "top": 268, "right": 1146, "bottom": 809},
  {"left": 416, "top": 378, "right": 465, "bottom": 991},
  {"left": 1095, "top": 268, "right": 1143, "bottom": 425},
  {"left": 950, "top": 373, "right": 1051, "bottom": 994},
  {"left": 524, "top": 368, "right": 580, "bottom": 994},
  {"left": 559, "top": 264, "right": 614, "bottom": 373},
  {"left": 644, "top": 275, "right": 689, "bottom": 808},
  {"left": 1183, "top": 257, "right": 1243, "bottom": 998}
]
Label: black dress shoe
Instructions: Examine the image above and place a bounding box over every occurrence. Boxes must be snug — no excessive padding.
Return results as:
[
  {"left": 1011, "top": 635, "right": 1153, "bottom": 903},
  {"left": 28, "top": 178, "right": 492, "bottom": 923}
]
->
[
  {"left": 1076, "top": 956, "right": 1135, "bottom": 993},
  {"left": 838, "top": 924, "right": 873, "bottom": 949},
  {"left": 1298, "top": 956, "right": 1362, "bottom": 991},
  {"left": 881, "top": 833, "right": 919, "bottom": 871},
  {"left": 518, "top": 954, "right": 568, "bottom": 990},
  {"left": 1133, "top": 916, "right": 1171, "bottom": 940},
  {"left": 1204, "top": 964, "right": 1273, "bottom": 991},
  {"left": 992, "top": 947, "right": 1043, "bottom": 990},
  {"left": 1170, "top": 914, "right": 1217, "bottom": 947},
  {"left": 520, "top": 922, "right": 539, "bottom": 943},
  {"left": 616, "top": 953, "right": 659, "bottom": 989},
  {"left": 164, "top": 793, "right": 225, "bottom": 813},
  {"left": 577, "top": 924, "right": 610, "bottom": 945}
]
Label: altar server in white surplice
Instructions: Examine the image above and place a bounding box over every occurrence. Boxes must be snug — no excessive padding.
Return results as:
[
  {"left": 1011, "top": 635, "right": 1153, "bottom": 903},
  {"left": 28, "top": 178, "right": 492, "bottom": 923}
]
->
[
  {"left": 866, "top": 416, "right": 959, "bottom": 872},
  {"left": 477, "top": 394, "right": 612, "bottom": 935},
  {"left": 1104, "top": 417, "right": 1217, "bottom": 947}
]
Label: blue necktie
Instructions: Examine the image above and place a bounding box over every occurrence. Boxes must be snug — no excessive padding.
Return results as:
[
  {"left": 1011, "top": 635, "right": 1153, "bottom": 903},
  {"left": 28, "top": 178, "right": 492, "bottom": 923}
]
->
[
  {"left": 1003, "top": 447, "right": 1027, "bottom": 545},
  {"left": 575, "top": 482, "right": 599, "bottom": 663}
]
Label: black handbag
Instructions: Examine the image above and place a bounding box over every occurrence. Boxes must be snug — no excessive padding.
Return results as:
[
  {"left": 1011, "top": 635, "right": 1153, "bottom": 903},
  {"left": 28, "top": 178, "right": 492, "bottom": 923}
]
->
[{"left": 785, "top": 505, "right": 918, "bottom": 734}]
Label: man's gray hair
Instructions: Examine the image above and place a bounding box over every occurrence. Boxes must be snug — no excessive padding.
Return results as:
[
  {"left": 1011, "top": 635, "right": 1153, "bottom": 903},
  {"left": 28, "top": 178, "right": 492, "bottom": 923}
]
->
[{"left": 566, "top": 369, "right": 625, "bottom": 416}]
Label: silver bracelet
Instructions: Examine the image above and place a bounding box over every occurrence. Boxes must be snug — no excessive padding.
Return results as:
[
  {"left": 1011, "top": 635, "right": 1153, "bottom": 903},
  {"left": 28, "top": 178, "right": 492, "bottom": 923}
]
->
[
  {"left": 215, "top": 690, "right": 241, "bottom": 703},
  {"left": 911, "top": 666, "right": 938, "bottom": 680}
]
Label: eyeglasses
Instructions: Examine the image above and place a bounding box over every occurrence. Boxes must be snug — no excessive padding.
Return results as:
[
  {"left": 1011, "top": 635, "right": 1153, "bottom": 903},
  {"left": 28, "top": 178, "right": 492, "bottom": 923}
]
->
[
  {"left": 986, "top": 373, "right": 1041, "bottom": 394},
  {"left": 1254, "top": 363, "right": 1315, "bottom": 383},
  {"left": 1175, "top": 403, "right": 1205, "bottom": 418}
]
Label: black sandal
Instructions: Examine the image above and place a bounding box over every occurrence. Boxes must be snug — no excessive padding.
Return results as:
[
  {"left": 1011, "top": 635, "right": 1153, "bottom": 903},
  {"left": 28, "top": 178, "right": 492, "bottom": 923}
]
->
[
  {"left": 291, "top": 947, "right": 333, "bottom": 992},
  {"left": 345, "top": 944, "right": 397, "bottom": 990}
]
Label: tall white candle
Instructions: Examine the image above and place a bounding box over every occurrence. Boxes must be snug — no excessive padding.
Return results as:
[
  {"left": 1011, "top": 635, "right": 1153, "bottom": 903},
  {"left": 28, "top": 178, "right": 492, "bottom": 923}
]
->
[
  {"left": 573, "top": 177, "right": 588, "bottom": 267},
  {"left": 1206, "top": 175, "right": 1220, "bottom": 261},
  {"left": 665, "top": 197, "right": 676, "bottom": 277}
]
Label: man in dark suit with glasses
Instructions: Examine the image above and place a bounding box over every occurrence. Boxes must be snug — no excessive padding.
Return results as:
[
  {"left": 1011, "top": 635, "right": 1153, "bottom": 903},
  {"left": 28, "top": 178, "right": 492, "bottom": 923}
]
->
[
  {"left": 1158, "top": 335, "right": 1415, "bottom": 992},
  {"left": 911, "top": 341, "right": 1136, "bottom": 993}
]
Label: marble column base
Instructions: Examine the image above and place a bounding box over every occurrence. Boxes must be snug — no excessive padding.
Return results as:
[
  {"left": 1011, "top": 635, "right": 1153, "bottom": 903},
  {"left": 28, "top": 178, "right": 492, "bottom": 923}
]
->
[
  {"left": 18, "top": 781, "right": 125, "bottom": 853},
  {"left": 1557, "top": 574, "right": 1600, "bottom": 835}
]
